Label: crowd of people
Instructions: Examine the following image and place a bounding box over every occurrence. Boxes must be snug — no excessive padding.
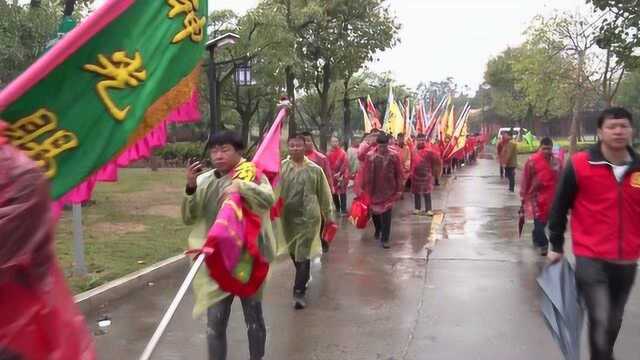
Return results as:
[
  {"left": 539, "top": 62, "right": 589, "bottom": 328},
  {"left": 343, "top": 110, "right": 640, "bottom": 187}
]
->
[{"left": 182, "top": 127, "right": 486, "bottom": 359}]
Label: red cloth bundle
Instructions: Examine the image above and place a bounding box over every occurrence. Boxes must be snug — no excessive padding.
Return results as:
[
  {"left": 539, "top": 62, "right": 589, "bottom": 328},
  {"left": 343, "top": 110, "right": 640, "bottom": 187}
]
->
[{"left": 349, "top": 196, "right": 370, "bottom": 229}]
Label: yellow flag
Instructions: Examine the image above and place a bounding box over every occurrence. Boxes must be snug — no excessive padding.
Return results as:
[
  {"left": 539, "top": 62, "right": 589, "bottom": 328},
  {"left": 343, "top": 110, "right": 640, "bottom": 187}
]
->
[
  {"left": 383, "top": 86, "right": 405, "bottom": 136},
  {"left": 446, "top": 103, "right": 455, "bottom": 138}
]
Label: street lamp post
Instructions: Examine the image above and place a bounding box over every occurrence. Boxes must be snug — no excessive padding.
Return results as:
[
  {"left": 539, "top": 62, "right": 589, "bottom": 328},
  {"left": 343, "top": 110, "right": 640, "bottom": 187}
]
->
[{"left": 205, "top": 33, "right": 240, "bottom": 138}]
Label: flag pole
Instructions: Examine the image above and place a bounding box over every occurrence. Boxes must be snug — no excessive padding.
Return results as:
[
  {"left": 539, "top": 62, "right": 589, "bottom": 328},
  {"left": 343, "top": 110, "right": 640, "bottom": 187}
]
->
[{"left": 139, "top": 254, "right": 205, "bottom": 360}]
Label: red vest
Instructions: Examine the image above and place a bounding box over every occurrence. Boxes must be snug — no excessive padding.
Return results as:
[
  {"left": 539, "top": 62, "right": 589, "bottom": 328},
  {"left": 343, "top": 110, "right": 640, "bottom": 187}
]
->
[{"left": 571, "top": 152, "right": 640, "bottom": 260}]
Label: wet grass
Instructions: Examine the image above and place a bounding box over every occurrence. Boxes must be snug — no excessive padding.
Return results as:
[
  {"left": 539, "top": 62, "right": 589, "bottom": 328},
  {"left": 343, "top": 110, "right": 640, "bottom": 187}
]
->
[{"left": 54, "top": 168, "right": 191, "bottom": 294}]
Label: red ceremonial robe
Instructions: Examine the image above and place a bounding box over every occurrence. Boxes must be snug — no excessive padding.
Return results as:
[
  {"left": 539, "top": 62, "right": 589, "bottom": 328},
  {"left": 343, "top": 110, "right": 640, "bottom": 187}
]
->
[
  {"left": 0, "top": 141, "right": 95, "bottom": 360},
  {"left": 361, "top": 149, "right": 404, "bottom": 214},
  {"left": 327, "top": 146, "right": 350, "bottom": 195},
  {"left": 306, "top": 149, "right": 334, "bottom": 193},
  {"left": 411, "top": 147, "right": 442, "bottom": 194}
]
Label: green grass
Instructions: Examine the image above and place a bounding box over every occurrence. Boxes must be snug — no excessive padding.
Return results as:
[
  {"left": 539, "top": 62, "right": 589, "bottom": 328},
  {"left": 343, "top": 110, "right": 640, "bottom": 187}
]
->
[
  {"left": 516, "top": 138, "right": 597, "bottom": 154},
  {"left": 55, "top": 168, "right": 191, "bottom": 294}
]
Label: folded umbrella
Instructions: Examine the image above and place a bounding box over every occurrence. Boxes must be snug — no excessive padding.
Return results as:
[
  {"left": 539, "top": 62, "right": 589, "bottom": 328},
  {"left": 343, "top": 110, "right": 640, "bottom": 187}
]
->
[
  {"left": 518, "top": 205, "right": 525, "bottom": 238},
  {"left": 537, "top": 259, "right": 584, "bottom": 360}
]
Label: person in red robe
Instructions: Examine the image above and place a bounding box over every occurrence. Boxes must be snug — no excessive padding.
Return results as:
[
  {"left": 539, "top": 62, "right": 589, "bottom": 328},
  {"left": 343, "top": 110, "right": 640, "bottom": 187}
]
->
[
  {"left": 361, "top": 133, "right": 404, "bottom": 249},
  {"left": 354, "top": 130, "right": 379, "bottom": 196},
  {"left": 301, "top": 131, "right": 334, "bottom": 193},
  {"left": 0, "top": 122, "right": 95, "bottom": 360},
  {"left": 411, "top": 133, "right": 443, "bottom": 216},
  {"left": 520, "top": 137, "right": 563, "bottom": 256},
  {"left": 396, "top": 133, "right": 413, "bottom": 186},
  {"left": 327, "top": 136, "right": 350, "bottom": 214},
  {"left": 301, "top": 131, "right": 334, "bottom": 253}
]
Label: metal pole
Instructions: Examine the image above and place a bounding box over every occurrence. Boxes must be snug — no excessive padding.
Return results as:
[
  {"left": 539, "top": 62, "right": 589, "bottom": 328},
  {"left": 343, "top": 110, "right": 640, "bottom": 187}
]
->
[
  {"left": 139, "top": 254, "right": 205, "bottom": 360},
  {"left": 208, "top": 50, "right": 218, "bottom": 139},
  {"left": 72, "top": 203, "right": 87, "bottom": 276}
]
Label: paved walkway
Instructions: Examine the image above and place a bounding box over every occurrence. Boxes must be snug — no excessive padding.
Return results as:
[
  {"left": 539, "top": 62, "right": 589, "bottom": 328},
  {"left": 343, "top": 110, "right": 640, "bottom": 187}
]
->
[{"left": 86, "top": 153, "right": 640, "bottom": 359}]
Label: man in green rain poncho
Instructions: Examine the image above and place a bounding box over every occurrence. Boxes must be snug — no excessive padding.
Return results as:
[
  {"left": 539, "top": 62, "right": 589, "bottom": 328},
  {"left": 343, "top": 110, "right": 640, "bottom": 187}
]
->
[
  {"left": 181, "top": 131, "right": 276, "bottom": 360},
  {"left": 278, "top": 134, "right": 336, "bottom": 309}
]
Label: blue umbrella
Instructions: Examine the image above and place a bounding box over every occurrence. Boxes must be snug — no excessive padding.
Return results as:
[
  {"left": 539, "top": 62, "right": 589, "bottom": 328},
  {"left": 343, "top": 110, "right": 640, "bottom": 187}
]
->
[{"left": 537, "top": 259, "right": 585, "bottom": 360}]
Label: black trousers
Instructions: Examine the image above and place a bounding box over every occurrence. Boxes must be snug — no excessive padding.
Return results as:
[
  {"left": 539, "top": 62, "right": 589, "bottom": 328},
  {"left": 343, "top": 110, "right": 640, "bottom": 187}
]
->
[
  {"left": 207, "top": 295, "right": 266, "bottom": 360},
  {"left": 500, "top": 165, "right": 504, "bottom": 178},
  {"left": 504, "top": 167, "right": 515, "bottom": 192},
  {"left": 414, "top": 193, "right": 432, "bottom": 211},
  {"left": 332, "top": 193, "right": 347, "bottom": 213},
  {"left": 532, "top": 219, "right": 548, "bottom": 249},
  {"left": 575, "top": 257, "right": 637, "bottom": 360},
  {"left": 372, "top": 209, "right": 392, "bottom": 243},
  {"left": 290, "top": 256, "right": 311, "bottom": 295}
]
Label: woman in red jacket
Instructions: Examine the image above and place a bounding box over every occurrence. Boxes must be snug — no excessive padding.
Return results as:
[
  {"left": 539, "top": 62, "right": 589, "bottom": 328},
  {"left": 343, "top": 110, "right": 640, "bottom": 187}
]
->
[
  {"left": 548, "top": 107, "right": 640, "bottom": 360},
  {"left": 520, "top": 137, "right": 563, "bottom": 256}
]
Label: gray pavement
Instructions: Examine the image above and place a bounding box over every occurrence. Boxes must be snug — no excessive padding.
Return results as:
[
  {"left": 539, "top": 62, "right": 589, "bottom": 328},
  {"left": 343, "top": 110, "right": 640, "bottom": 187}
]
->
[{"left": 86, "top": 153, "right": 640, "bottom": 359}]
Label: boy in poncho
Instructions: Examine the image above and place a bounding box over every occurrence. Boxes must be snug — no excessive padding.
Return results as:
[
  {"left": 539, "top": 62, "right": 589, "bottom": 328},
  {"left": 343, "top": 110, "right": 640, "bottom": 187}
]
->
[
  {"left": 279, "top": 134, "right": 335, "bottom": 309},
  {"left": 182, "top": 131, "right": 276, "bottom": 360}
]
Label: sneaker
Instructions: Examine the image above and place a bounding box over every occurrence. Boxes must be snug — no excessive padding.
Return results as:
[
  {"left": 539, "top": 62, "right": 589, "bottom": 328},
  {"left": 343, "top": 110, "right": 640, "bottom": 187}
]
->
[
  {"left": 413, "top": 209, "right": 423, "bottom": 215},
  {"left": 538, "top": 247, "right": 548, "bottom": 257},
  {"left": 293, "top": 294, "right": 306, "bottom": 310},
  {"left": 425, "top": 210, "right": 434, "bottom": 217},
  {"left": 382, "top": 240, "right": 391, "bottom": 249}
]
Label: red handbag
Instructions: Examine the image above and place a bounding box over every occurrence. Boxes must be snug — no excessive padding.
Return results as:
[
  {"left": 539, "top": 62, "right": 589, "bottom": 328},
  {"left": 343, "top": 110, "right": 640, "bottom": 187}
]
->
[
  {"left": 322, "top": 222, "right": 339, "bottom": 243},
  {"left": 349, "top": 196, "right": 370, "bottom": 229}
]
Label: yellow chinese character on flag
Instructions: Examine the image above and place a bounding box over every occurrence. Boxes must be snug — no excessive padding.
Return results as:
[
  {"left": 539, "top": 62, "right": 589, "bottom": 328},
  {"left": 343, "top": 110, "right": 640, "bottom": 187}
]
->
[
  {"left": 166, "top": 0, "right": 206, "bottom": 44},
  {"left": 83, "top": 51, "right": 147, "bottom": 121}
]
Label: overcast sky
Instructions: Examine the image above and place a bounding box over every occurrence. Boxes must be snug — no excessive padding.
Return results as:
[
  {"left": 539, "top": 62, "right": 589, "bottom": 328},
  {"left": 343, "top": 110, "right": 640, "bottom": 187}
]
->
[{"left": 207, "top": 0, "right": 591, "bottom": 94}]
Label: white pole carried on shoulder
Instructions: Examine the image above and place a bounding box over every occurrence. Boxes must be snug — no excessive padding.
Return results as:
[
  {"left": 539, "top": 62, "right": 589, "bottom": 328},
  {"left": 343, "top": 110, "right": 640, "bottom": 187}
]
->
[{"left": 139, "top": 253, "right": 205, "bottom": 360}]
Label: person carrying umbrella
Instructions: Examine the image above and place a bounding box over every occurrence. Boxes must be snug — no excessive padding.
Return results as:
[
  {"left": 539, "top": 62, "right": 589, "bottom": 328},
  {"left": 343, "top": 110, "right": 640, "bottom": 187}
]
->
[
  {"left": 547, "top": 107, "right": 640, "bottom": 360},
  {"left": 519, "top": 137, "right": 563, "bottom": 256}
]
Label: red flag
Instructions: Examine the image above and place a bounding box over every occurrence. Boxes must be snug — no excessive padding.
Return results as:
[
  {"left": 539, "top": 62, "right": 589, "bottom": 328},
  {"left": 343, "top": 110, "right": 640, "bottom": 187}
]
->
[
  {"left": 366, "top": 96, "right": 382, "bottom": 129},
  {"left": 202, "top": 105, "right": 289, "bottom": 297},
  {"left": 415, "top": 101, "right": 426, "bottom": 134}
]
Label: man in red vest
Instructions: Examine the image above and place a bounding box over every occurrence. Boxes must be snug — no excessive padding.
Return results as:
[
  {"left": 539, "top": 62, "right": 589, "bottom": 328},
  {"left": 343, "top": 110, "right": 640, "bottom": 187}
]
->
[
  {"left": 520, "top": 137, "right": 562, "bottom": 256},
  {"left": 548, "top": 107, "right": 640, "bottom": 360}
]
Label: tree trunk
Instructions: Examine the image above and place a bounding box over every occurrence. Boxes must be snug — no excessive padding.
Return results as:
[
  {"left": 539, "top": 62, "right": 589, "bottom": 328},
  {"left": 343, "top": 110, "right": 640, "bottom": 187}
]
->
[
  {"left": 569, "top": 51, "right": 585, "bottom": 154},
  {"left": 285, "top": 66, "right": 296, "bottom": 136},
  {"left": 318, "top": 61, "right": 332, "bottom": 152},
  {"left": 342, "top": 75, "right": 352, "bottom": 149},
  {"left": 241, "top": 113, "right": 251, "bottom": 147}
]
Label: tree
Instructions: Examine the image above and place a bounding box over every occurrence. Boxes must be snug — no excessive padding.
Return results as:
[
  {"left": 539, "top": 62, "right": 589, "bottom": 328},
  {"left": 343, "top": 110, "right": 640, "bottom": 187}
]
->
[
  {"left": 526, "top": 11, "right": 624, "bottom": 152},
  {"left": 588, "top": 0, "right": 640, "bottom": 70},
  {"left": 292, "top": 0, "right": 400, "bottom": 150},
  {"left": 207, "top": 9, "right": 285, "bottom": 145},
  {"left": 0, "top": 1, "right": 59, "bottom": 87}
]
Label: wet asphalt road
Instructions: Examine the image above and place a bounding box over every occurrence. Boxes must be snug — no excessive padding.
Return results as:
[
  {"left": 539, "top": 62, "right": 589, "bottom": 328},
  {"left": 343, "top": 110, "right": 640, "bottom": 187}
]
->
[{"left": 86, "top": 153, "right": 640, "bottom": 359}]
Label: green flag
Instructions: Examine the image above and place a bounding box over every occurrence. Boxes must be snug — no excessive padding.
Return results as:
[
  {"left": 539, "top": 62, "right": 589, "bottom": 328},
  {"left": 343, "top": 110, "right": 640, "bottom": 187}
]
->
[{"left": 0, "top": 0, "right": 207, "bottom": 199}]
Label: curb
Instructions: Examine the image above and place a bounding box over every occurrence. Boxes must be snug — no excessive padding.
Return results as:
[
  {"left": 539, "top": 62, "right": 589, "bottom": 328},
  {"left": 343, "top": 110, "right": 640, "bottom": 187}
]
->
[{"left": 74, "top": 254, "right": 189, "bottom": 315}]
